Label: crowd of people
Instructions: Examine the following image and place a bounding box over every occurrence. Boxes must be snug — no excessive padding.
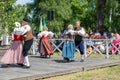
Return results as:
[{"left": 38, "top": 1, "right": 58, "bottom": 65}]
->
[{"left": 1, "top": 19, "right": 120, "bottom": 69}]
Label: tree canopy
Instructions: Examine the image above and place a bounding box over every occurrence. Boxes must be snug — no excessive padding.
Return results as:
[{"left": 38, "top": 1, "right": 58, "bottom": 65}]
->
[
  {"left": 0, "top": 0, "right": 27, "bottom": 34},
  {"left": 0, "top": 0, "right": 120, "bottom": 35}
]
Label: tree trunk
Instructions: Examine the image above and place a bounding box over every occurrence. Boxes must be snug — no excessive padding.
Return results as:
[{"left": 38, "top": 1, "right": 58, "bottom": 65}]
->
[{"left": 96, "top": 0, "right": 106, "bottom": 33}]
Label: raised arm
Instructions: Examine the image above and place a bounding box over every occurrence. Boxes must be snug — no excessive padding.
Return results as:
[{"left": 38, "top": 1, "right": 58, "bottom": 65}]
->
[
  {"left": 78, "top": 28, "right": 86, "bottom": 36},
  {"left": 22, "top": 25, "right": 31, "bottom": 35}
]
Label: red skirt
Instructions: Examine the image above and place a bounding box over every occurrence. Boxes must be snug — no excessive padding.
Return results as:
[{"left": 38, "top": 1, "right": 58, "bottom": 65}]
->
[
  {"left": 38, "top": 37, "right": 53, "bottom": 56},
  {"left": 1, "top": 41, "right": 24, "bottom": 64}
]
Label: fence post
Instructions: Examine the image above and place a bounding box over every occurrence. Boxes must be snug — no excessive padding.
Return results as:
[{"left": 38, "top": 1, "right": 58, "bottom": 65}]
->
[{"left": 105, "top": 39, "right": 109, "bottom": 59}]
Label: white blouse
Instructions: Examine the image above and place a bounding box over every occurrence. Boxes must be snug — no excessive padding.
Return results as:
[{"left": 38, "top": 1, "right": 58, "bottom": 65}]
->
[
  {"left": 37, "top": 30, "right": 54, "bottom": 38},
  {"left": 65, "top": 30, "right": 75, "bottom": 35},
  {"left": 13, "top": 27, "right": 25, "bottom": 35}
]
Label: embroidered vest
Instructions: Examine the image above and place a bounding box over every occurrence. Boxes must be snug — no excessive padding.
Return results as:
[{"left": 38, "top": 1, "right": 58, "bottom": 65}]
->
[
  {"left": 24, "top": 29, "right": 33, "bottom": 41},
  {"left": 75, "top": 27, "right": 83, "bottom": 41}
]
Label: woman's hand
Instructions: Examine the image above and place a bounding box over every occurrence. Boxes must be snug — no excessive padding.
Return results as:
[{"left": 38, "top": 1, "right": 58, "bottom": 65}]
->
[{"left": 74, "top": 31, "right": 78, "bottom": 35}]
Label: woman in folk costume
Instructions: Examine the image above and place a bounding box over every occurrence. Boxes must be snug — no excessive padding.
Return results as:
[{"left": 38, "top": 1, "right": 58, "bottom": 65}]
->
[
  {"left": 37, "top": 26, "right": 54, "bottom": 58},
  {"left": 62, "top": 24, "right": 75, "bottom": 61},
  {"left": 1, "top": 22, "right": 24, "bottom": 67}
]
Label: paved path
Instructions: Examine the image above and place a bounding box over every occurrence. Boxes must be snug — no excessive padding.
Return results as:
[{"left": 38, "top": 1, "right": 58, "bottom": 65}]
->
[{"left": 0, "top": 54, "right": 120, "bottom": 80}]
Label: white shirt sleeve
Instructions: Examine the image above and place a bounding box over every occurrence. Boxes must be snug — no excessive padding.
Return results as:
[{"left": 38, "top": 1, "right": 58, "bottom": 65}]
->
[
  {"left": 22, "top": 25, "right": 31, "bottom": 35},
  {"left": 66, "top": 30, "right": 75, "bottom": 35},
  {"left": 37, "top": 33, "right": 42, "bottom": 38},
  {"left": 48, "top": 31, "right": 54, "bottom": 37},
  {"left": 37, "top": 31, "right": 46, "bottom": 38},
  {"left": 37, "top": 31, "right": 54, "bottom": 38},
  {"left": 78, "top": 28, "right": 86, "bottom": 36}
]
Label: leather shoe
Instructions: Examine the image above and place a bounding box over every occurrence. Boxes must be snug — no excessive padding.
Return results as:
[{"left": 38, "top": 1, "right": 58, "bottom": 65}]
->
[
  {"left": 22, "top": 65, "right": 31, "bottom": 69},
  {"left": 17, "top": 63, "right": 24, "bottom": 67},
  {"left": 80, "top": 59, "right": 84, "bottom": 62},
  {"left": 1, "top": 64, "right": 10, "bottom": 68}
]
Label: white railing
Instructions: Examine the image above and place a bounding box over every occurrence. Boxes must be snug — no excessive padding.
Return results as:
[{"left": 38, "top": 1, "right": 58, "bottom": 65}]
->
[
  {"left": 30, "top": 38, "right": 120, "bottom": 59},
  {"left": 84, "top": 39, "right": 120, "bottom": 59}
]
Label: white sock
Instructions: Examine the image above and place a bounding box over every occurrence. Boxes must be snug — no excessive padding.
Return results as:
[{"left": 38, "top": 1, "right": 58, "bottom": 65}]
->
[
  {"left": 24, "top": 56, "right": 30, "bottom": 66},
  {"left": 81, "top": 55, "right": 84, "bottom": 60}
]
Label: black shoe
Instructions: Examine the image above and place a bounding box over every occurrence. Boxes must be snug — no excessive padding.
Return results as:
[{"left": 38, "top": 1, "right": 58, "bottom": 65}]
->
[
  {"left": 17, "top": 63, "right": 24, "bottom": 67},
  {"left": 70, "top": 59, "right": 75, "bottom": 62},
  {"left": 64, "top": 58, "right": 70, "bottom": 62},
  {"left": 22, "top": 65, "right": 31, "bottom": 69},
  {"left": 80, "top": 59, "right": 84, "bottom": 62},
  {"left": 1, "top": 64, "right": 10, "bottom": 68}
]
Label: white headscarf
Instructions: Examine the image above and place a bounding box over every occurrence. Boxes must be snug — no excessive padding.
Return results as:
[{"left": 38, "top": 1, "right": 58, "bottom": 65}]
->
[
  {"left": 15, "top": 22, "right": 21, "bottom": 28},
  {"left": 13, "top": 22, "right": 25, "bottom": 35}
]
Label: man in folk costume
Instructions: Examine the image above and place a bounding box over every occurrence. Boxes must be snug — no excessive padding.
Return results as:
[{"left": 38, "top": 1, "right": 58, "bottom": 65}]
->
[
  {"left": 22, "top": 18, "right": 33, "bottom": 68},
  {"left": 74, "top": 21, "right": 86, "bottom": 62}
]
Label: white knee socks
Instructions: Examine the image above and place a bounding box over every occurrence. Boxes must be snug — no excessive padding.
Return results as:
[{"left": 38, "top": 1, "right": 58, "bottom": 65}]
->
[
  {"left": 24, "top": 56, "right": 30, "bottom": 66},
  {"left": 81, "top": 55, "right": 85, "bottom": 60}
]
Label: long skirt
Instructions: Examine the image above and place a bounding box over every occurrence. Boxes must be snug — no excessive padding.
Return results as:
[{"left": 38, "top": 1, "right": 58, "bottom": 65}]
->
[
  {"left": 62, "top": 40, "right": 75, "bottom": 59},
  {"left": 38, "top": 38, "right": 53, "bottom": 57},
  {"left": 1, "top": 41, "right": 24, "bottom": 64}
]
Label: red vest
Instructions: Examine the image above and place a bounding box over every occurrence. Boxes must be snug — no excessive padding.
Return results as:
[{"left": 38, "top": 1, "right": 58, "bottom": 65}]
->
[
  {"left": 42, "top": 35, "right": 48, "bottom": 39},
  {"left": 14, "top": 34, "right": 23, "bottom": 41}
]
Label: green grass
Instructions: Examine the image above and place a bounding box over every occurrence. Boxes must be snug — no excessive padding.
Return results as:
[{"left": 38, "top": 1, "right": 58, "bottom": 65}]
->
[
  {"left": 53, "top": 52, "right": 106, "bottom": 58},
  {"left": 53, "top": 52, "right": 120, "bottom": 59},
  {"left": 38, "top": 52, "right": 120, "bottom": 80},
  {"left": 39, "top": 65, "right": 120, "bottom": 80}
]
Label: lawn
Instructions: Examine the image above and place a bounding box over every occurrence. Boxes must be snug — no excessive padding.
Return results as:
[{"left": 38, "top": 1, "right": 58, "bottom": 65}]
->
[
  {"left": 39, "top": 64, "right": 120, "bottom": 80},
  {"left": 53, "top": 52, "right": 120, "bottom": 59},
  {"left": 38, "top": 52, "right": 120, "bottom": 80}
]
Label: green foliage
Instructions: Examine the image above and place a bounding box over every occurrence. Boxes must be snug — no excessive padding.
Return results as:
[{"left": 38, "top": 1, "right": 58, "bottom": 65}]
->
[
  {"left": 71, "top": 0, "right": 88, "bottom": 20},
  {"left": 0, "top": 0, "right": 120, "bottom": 34},
  {"left": 104, "top": 0, "right": 120, "bottom": 32},
  {"left": 0, "top": 0, "right": 27, "bottom": 34},
  {"left": 27, "top": 0, "right": 72, "bottom": 33}
]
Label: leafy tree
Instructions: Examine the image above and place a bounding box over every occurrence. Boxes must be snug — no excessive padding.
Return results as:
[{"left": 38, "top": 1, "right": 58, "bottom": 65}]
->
[
  {"left": 96, "top": 0, "right": 106, "bottom": 34},
  {"left": 0, "top": 0, "right": 27, "bottom": 34},
  {"left": 27, "top": 0, "right": 72, "bottom": 33},
  {"left": 82, "top": 0, "right": 97, "bottom": 31},
  {"left": 70, "top": 0, "right": 88, "bottom": 23},
  {"left": 1, "top": 0, "right": 119, "bottom": 35}
]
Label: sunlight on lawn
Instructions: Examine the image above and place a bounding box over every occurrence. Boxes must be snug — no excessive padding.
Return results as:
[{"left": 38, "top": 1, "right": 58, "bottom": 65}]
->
[
  {"left": 53, "top": 52, "right": 120, "bottom": 59},
  {"left": 39, "top": 65, "right": 120, "bottom": 80}
]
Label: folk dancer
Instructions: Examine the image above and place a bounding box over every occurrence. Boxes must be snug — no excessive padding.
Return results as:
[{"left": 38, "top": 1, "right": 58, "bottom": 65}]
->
[
  {"left": 62, "top": 24, "right": 75, "bottom": 61},
  {"left": 1, "top": 22, "right": 24, "bottom": 67},
  {"left": 37, "top": 26, "right": 54, "bottom": 58},
  {"left": 22, "top": 18, "right": 33, "bottom": 68},
  {"left": 74, "top": 21, "right": 86, "bottom": 62}
]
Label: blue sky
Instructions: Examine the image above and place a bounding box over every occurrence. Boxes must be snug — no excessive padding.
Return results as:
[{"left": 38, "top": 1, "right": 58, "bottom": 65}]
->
[{"left": 16, "top": 0, "right": 33, "bottom": 5}]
